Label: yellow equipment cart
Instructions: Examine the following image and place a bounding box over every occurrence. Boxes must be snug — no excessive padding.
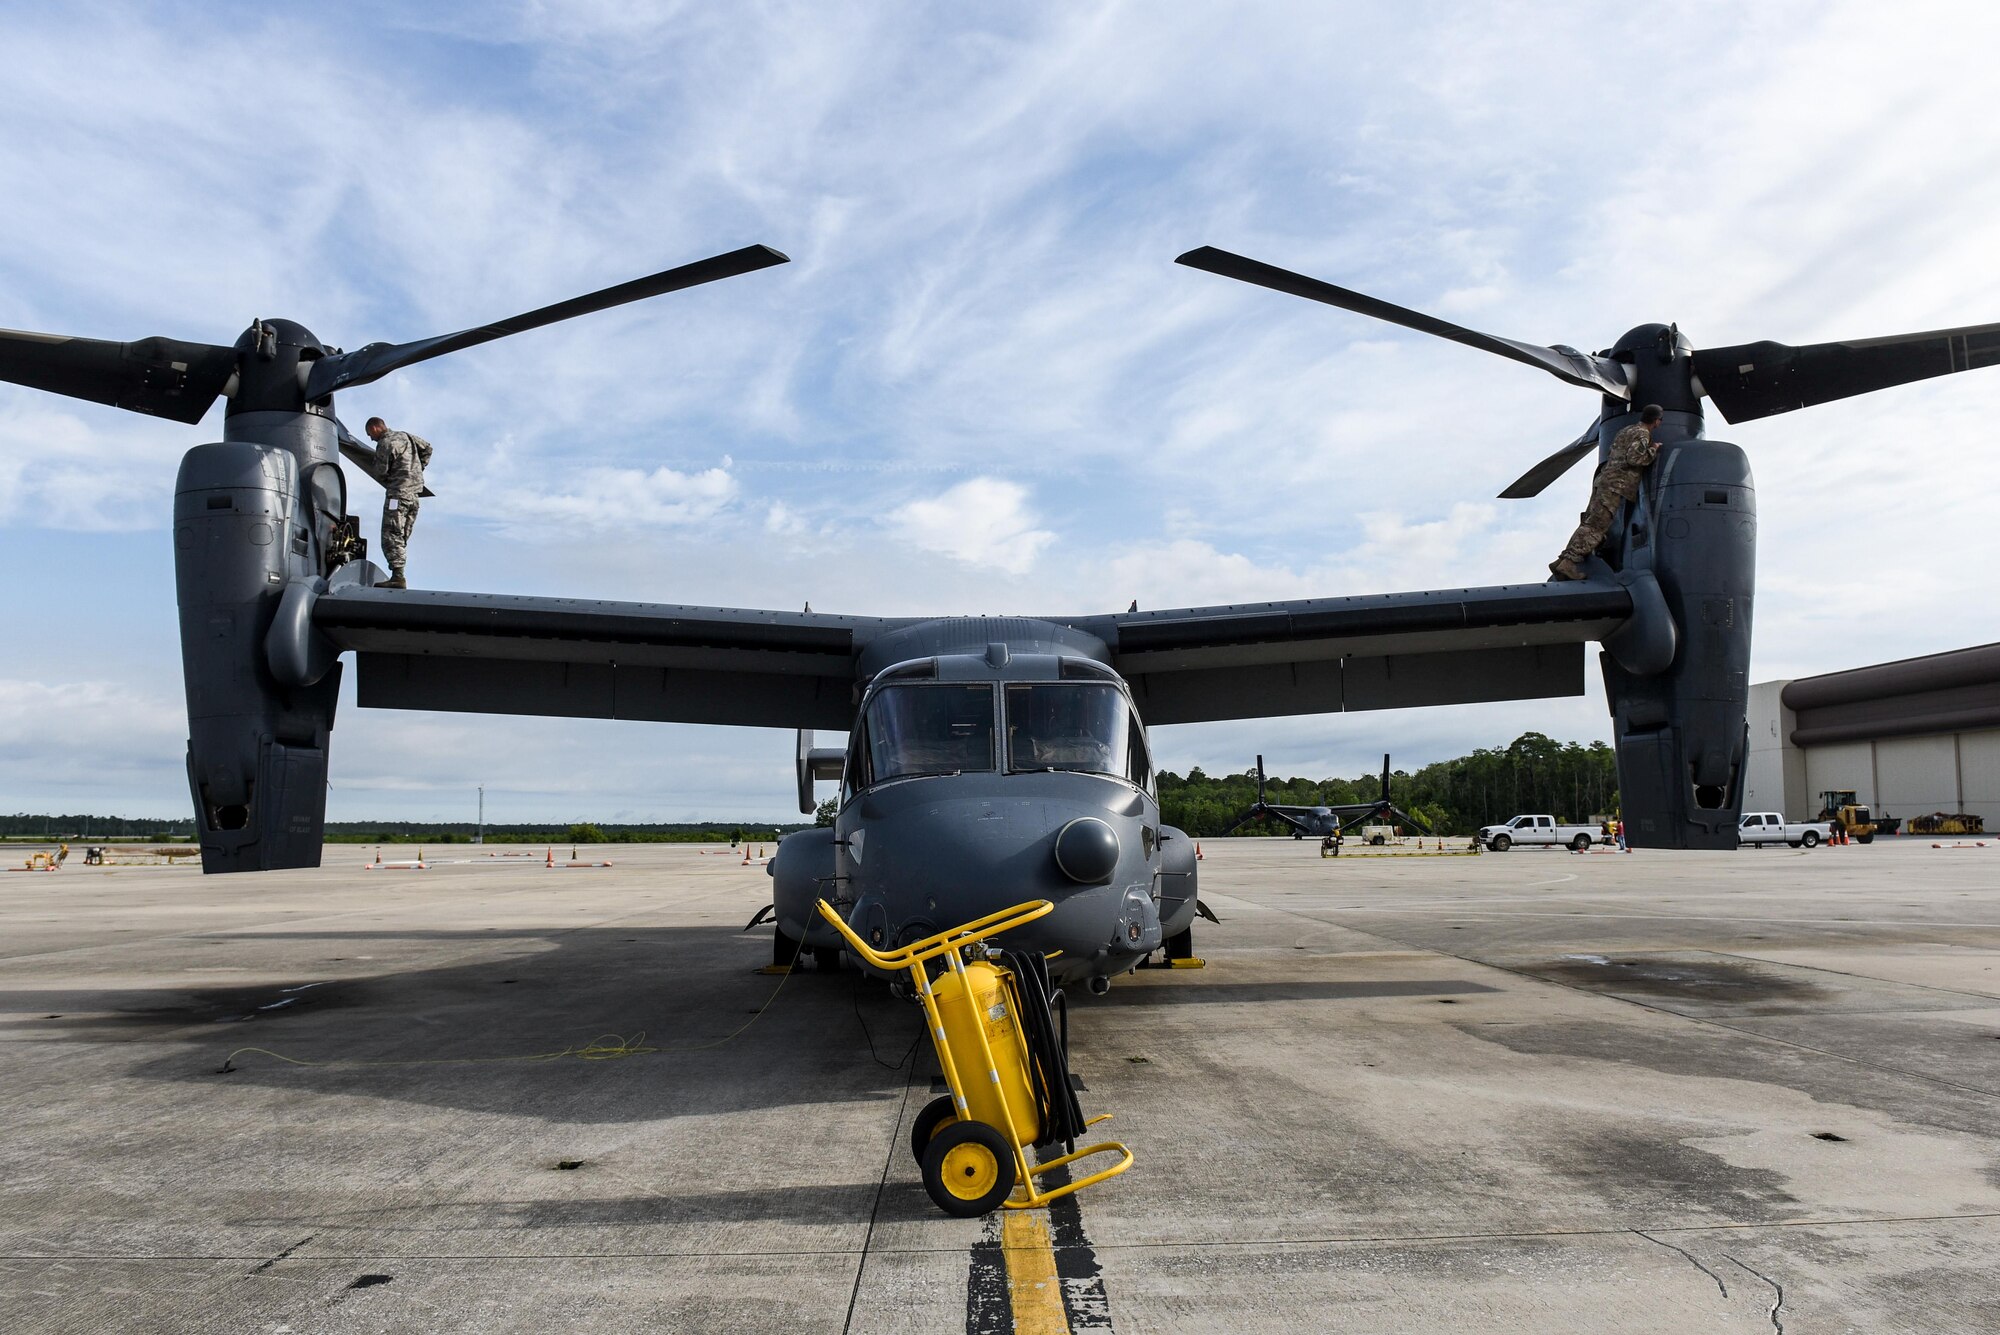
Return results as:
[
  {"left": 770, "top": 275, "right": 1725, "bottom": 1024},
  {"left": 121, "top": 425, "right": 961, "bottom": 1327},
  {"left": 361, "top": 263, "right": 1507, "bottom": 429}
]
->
[{"left": 816, "top": 897, "right": 1133, "bottom": 1217}]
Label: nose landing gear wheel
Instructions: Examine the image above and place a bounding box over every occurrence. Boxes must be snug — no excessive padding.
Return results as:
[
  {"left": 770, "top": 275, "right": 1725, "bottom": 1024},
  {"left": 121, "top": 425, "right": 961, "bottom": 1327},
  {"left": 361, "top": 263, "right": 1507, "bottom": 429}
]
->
[
  {"left": 921, "top": 1120, "right": 1016, "bottom": 1217},
  {"left": 909, "top": 1094, "right": 959, "bottom": 1164}
]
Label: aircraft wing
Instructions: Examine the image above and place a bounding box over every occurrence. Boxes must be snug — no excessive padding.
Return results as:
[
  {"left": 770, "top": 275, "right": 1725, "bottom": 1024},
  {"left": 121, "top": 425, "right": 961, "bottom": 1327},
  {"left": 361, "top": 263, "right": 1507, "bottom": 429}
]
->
[
  {"left": 310, "top": 577, "right": 1632, "bottom": 732},
  {"left": 312, "top": 587, "right": 893, "bottom": 730},
  {"left": 1061, "top": 580, "right": 1632, "bottom": 725}
]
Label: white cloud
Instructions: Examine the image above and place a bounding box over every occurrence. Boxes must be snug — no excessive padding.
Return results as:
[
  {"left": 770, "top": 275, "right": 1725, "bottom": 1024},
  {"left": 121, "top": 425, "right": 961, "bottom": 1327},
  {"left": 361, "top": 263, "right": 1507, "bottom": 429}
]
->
[
  {"left": 1100, "top": 539, "right": 1315, "bottom": 611},
  {"left": 763, "top": 501, "right": 806, "bottom": 535},
  {"left": 462, "top": 464, "right": 737, "bottom": 535},
  {"left": 0, "top": 400, "right": 185, "bottom": 531},
  {"left": 889, "top": 476, "right": 1054, "bottom": 574},
  {"left": 2, "top": 3, "right": 1998, "bottom": 817},
  {"left": 0, "top": 679, "right": 185, "bottom": 808}
]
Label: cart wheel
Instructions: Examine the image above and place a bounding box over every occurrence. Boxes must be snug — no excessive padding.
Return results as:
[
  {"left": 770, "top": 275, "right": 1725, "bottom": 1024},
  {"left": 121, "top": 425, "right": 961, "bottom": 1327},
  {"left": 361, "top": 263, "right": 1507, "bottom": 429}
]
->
[
  {"left": 909, "top": 1094, "right": 958, "bottom": 1164},
  {"left": 922, "top": 1121, "right": 1017, "bottom": 1217}
]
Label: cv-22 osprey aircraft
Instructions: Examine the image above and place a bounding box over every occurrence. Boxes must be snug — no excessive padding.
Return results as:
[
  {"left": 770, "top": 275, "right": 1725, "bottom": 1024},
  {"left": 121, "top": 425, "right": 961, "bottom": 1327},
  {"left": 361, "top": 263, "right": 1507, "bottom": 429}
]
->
[
  {"left": 6, "top": 242, "right": 2000, "bottom": 994},
  {"left": 1221, "top": 754, "right": 1429, "bottom": 840}
]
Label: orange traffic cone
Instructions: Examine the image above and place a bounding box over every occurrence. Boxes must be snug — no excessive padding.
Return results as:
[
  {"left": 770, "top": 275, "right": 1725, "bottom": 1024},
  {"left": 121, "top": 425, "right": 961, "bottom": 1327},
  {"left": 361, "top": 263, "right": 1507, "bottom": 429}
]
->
[
  {"left": 741, "top": 846, "right": 751, "bottom": 865},
  {"left": 546, "top": 846, "right": 554, "bottom": 867},
  {"left": 1195, "top": 842, "right": 1204, "bottom": 861}
]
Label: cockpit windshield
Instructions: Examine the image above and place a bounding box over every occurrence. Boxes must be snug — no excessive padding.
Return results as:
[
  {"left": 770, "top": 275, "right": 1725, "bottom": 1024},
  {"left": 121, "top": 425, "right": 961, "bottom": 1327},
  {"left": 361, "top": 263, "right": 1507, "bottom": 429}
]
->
[
  {"left": 864, "top": 684, "right": 995, "bottom": 781},
  {"left": 1005, "top": 683, "right": 1131, "bottom": 777}
]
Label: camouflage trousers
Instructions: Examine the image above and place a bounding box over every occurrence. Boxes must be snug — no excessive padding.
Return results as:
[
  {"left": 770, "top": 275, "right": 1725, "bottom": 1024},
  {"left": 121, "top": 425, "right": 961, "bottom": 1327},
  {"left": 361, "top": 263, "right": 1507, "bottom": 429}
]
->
[
  {"left": 381, "top": 496, "right": 419, "bottom": 573},
  {"left": 1556, "top": 486, "right": 1625, "bottom": 566}
]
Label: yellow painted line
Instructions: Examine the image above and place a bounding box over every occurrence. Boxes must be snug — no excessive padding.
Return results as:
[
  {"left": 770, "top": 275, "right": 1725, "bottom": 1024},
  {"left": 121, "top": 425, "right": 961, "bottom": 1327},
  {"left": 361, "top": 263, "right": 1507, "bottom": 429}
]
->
[{"left": 1001, "top": 1207, "right": 1070, "bottom": 1334}]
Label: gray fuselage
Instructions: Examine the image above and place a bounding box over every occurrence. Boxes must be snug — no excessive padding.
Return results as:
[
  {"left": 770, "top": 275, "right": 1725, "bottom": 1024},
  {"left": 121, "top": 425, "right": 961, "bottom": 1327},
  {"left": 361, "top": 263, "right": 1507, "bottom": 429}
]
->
[{"left": 769, "top": 628, "right": 1199, "bottom": 989}]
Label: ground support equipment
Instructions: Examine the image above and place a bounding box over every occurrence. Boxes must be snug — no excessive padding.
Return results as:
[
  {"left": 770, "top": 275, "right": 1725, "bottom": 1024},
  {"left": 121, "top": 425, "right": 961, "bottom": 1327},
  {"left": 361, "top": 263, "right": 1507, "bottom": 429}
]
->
[{"left": 816, "top": 897, "right": 1132, "bottom": 1218}]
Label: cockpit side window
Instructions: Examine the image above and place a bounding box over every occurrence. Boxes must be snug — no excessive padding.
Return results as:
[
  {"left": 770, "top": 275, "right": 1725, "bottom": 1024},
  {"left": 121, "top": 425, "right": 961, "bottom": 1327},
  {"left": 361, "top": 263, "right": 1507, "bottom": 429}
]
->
[
  {"left": 1004, "top": 683, "right": 1132, "bottom": 779},
  {"left": 1126, "top": 711, "right": 1153, "bottom": 794},
  {"left": 863, "top": 684, "right": 995, "bottom": 782},
  {"left": 841, "top": 726, "right": 872, "bottom": 804}
]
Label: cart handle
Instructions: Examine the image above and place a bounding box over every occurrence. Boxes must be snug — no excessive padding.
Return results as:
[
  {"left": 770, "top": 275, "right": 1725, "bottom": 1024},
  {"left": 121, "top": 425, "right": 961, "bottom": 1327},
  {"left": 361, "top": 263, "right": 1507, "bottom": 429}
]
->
[{"left": 815, "top": 897, "right": 1054, "bottom": 971}]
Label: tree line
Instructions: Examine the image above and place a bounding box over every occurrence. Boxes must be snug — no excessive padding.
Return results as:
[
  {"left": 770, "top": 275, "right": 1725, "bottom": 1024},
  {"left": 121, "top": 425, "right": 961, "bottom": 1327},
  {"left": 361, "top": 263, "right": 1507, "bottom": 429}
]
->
[
  {"left": 9, "top": 732, "right": 1617, "bottom": 844},
  {"left": 1158, "top": 732, "right": 1620, "bottom": 837}
]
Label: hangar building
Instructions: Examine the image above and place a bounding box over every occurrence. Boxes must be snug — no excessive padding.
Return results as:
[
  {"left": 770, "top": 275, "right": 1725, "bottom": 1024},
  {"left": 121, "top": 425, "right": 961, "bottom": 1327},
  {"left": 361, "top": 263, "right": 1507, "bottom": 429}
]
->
[{"left": 1744, "top": 642, "right": 2000, "bottom": 825}]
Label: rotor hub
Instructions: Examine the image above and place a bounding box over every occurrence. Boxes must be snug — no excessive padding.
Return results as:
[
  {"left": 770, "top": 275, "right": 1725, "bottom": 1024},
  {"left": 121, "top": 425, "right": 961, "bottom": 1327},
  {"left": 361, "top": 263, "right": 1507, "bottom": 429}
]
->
[{"left": 227, "top": 317, "right": 329, "bottom": 417}]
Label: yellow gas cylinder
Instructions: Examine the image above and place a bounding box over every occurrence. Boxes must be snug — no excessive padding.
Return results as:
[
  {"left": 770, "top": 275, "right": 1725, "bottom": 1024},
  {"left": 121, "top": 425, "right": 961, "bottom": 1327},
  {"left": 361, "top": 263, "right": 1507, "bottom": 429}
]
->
[{"left": 929, "top": 959, "right": 1040, "bottom": 1145}]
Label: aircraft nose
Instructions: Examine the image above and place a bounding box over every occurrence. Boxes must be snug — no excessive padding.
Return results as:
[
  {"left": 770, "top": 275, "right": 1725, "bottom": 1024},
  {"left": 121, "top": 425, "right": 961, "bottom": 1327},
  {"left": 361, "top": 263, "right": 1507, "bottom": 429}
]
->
[{"left": 845, "top": 779, "right": 1152, "bottom": 968}]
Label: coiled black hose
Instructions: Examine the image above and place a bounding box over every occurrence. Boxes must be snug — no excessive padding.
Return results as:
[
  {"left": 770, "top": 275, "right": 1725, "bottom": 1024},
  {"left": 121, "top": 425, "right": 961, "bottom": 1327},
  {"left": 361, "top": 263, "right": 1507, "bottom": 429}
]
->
[{"left": 1000, "top": 950, "right": 1086, "bottom": 1151}]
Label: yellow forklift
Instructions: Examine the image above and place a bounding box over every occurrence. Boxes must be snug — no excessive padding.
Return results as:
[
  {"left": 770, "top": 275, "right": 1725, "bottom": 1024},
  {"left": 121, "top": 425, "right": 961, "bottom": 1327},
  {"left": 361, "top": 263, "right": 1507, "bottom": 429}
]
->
[
  {"left": 817, "top": 897, "right": 1132, "bottom": 1217},
  {"left": 1815, "top": 790, "right": 1878, "bottom": 844}
]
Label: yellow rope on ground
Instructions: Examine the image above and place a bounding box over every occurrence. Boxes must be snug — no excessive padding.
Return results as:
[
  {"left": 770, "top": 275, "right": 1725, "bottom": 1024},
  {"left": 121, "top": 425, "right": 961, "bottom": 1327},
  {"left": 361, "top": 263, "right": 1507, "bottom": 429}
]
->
[{"left": 219, "top": 1032, "right": 660, "bottom": 1072}]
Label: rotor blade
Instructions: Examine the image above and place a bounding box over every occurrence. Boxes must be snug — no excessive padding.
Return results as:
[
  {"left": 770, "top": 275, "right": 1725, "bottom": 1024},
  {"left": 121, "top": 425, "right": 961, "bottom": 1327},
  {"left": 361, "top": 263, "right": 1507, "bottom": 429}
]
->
[
  {"left": 1498, "top": 420, "right": 1603, "bottom": 499},
  {"left": 1218, "top": 810, "right": 1257, "bottom": 836},
  {"left": 1380, "top": 754, "right": 1391, "bottom": 802},
  {"left": 1693, "top": 321, "right": 2000, "bottom": 424},
  {"left": 1177, "top": 247, "right": 1629, "bottom": 398},
  {"left": 1383, "top": 806, "right": 1431, "bottom": 834},
  {"left": 305, "top": 244, "right": 791, "bottom": 400},
  {"left": 1255, "top": 754, "right": 1266, "bottom": 805},
  {"left": 0, "top": 329, "right": 238, "bottom": 425}
]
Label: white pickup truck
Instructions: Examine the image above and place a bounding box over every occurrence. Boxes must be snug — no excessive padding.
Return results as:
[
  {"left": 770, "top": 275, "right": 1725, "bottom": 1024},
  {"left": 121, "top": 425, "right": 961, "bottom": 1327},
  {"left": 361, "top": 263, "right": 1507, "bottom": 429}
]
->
[
  {"left": 1477, "top": 815, "right": 1599, "bottom": 851},
  {"left": 1737, "top": 812, "right": 1831, "bottom": 848}
]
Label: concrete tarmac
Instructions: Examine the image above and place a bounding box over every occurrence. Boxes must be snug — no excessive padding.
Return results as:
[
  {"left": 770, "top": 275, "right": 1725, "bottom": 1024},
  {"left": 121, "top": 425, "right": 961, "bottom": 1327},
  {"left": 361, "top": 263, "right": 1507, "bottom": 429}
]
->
[{"left": 3, "top": 838, "right": 1998, "bottom": 1332}]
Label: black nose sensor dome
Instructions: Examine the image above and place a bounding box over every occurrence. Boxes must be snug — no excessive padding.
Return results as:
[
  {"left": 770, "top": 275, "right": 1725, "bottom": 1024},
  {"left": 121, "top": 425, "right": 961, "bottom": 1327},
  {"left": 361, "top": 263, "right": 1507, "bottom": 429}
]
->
[{"left": 1054, "top": 817, "right": 1120, "bottom": 884}]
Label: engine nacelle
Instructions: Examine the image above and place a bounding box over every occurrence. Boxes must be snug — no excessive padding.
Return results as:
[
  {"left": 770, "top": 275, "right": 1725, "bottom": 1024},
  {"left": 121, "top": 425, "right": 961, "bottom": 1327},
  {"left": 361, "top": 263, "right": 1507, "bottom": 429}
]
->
[
  {"left": 174, "top": 442, "right": 339, "bottom": 872},
  {"left": 769, "top": 826, "right": 847, "bottom": 949},
  {"left": 1600, "top": 438, "right": 1755, "bottom": 849},
  {"left": 1156, "top": 823, "right": 1200, "bottom": 940}
]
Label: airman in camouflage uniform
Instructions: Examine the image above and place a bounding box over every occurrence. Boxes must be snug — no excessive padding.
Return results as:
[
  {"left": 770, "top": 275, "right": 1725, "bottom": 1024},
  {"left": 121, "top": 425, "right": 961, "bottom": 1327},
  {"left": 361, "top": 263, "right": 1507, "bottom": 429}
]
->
[
  {"left": 1549, "top": 404, "right": 1663, "bottom": 580},
  {"left": 364, "top": 416, "right": 432, "bottom": 589}
]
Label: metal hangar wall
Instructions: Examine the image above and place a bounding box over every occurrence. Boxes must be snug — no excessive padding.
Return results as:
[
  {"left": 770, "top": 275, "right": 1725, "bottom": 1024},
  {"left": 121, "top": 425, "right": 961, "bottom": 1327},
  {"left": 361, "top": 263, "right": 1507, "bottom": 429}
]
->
[{"left": 1744, "top": 643, "right": 2000, "bottom": 824}]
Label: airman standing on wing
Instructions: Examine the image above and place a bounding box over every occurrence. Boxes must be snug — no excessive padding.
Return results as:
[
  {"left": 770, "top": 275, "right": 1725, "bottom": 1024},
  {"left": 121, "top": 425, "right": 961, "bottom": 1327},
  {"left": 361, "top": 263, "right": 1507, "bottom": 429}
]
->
[
  {"left": 363, "top": 417, "right": 432, "bottom": 589},
  {"left": 1549, "top": 404, "right": 1663, "bottom": 580}
]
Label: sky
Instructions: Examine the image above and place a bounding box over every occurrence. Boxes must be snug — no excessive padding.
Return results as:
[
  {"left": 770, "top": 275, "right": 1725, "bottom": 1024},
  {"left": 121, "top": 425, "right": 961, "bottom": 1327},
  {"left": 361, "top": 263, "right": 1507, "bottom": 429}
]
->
[{"left": 3, "top": 1, "right": 1998, "bottom": 823}]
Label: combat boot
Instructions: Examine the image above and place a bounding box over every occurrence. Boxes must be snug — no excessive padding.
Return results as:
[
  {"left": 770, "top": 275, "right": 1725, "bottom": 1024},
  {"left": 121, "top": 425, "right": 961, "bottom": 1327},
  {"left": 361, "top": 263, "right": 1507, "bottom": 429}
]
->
[
  {"left": 1547, "top": 557, "right": 1585, "bottom": 581},
  {"left": 381, "top": 572, "right": 408, "bottom": 590}
]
